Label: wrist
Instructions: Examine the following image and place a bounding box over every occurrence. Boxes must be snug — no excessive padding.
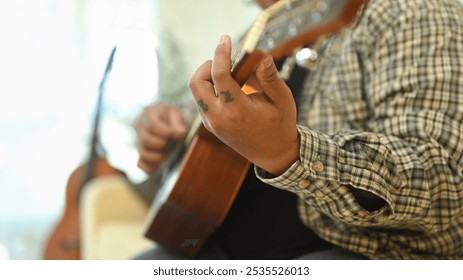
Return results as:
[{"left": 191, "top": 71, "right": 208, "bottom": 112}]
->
[{"left": 257, "top": 133, "right": 300, "bottom": 176}]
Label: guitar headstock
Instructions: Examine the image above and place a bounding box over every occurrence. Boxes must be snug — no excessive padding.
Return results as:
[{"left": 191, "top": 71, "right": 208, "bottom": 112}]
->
[{"left": 231, "top": 0, "right": 366, "bottom": 86}]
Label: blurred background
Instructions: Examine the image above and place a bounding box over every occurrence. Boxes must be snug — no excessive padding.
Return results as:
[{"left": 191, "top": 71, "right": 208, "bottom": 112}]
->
[{"left": 0, "top": 0, "right": 259, "bottom": 260}]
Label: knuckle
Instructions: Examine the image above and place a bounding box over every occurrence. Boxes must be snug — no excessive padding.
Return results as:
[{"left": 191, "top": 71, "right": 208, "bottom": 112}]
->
[
  {"left": 262, "top": 68, "right": 279, "bottom": 83},
  {"left": 188, "top": 78, "right": 197, "bottom": 91},
  {"left": 189, "top": 77, "right": 201, "bottom": 92}
]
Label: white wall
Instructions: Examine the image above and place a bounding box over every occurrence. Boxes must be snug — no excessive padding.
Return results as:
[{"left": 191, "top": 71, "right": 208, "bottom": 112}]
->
[{"left": 156, "top": 0, "right": 260, "bottom": 77}]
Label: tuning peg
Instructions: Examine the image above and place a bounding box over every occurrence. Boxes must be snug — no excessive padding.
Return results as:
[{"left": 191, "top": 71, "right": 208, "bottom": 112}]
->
[{"left": 295, "top": 47, "right": 319, "bottom": 70}]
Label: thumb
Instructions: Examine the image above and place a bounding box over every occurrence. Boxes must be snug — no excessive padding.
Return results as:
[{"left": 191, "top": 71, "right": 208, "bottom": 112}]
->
[{"left": 255, "top": 55, "right": 292, "bottom": 106}]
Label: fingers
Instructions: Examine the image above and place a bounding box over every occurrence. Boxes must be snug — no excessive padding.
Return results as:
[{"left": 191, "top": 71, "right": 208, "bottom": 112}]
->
[
  {"left": 212, "top": 35, "right": 244, "bottom": 100},
  {"left": 139, "top": 105, "right": 186, "bottom": 139},
  {"left": 137, "top": 145, "right": 164, "bottom": 173},
  {"left": 136, "top": 123, "right": 169, "bottom": 150},
  {"left": 255, "top": 55, "right": 293, "bottom": 108},
  {"left": 189, "top": 60, "right": 215, "bottom": 113},
  {"left": 136, "top": 117, "right": 169, "bottom": 173},
  {"left": 189, "top": 35, "right": 244, "bottom": 112},
  {"left": 211, "top": 35, "right": 241, "bottom": 92},
  {"left": 135, "top": 103, "right": 187, "bottom": 173},
  {"left": 167, "top": 107, "right": 188, "bottom": 137}
]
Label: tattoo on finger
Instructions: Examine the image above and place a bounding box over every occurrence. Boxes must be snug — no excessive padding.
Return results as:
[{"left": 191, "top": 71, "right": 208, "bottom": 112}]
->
[
  {"left": 220, "top": 90, "right": 234, "bottom": 103},
  {"left": 196, "top": 99, "right": 209, "bottom": 112}
]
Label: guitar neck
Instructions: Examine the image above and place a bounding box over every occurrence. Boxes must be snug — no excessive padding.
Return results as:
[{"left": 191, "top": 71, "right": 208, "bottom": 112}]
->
[{"left": 231, "top": 0, "right": 366, "bottom": 85}]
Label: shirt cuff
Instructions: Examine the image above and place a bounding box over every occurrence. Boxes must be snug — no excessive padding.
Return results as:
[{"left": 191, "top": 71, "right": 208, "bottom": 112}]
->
[{"left": 255, "top": 125, "right": 333, "bottom": 191}]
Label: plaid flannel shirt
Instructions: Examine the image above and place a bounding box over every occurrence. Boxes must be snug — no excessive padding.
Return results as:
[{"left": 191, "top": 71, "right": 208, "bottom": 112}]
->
[{"left": 257, "top": 0, "right": 463, "bottom": 259}]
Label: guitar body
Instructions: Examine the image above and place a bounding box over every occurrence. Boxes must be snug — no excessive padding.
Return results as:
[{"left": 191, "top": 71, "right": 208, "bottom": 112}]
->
[
  {"left": 43, "top": 157, "right": 120, "bottom": 260},
  {"left": 43, "top": 165, "right": 83, "bottom": 260},
  {"left": 144, "top": 126, "right": 250, "bottom": 256}
]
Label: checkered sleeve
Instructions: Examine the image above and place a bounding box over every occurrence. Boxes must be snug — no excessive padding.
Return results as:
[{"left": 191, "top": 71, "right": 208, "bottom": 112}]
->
[{"left": 257, "top": 0, "right": 463, "bottom": 233}]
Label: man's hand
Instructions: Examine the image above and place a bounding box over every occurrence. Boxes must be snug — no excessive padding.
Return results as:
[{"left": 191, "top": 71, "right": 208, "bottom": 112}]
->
[
  {"left": 189, "top": 35, "right": 300, "bottom": 176},
  {"left": 135, "top": 103, "right": 187, "bottom": 173}
]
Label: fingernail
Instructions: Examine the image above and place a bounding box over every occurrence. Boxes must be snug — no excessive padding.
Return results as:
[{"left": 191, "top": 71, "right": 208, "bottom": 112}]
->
[{"left": 218, "top": 34, "right": 227, "bottom": 45}]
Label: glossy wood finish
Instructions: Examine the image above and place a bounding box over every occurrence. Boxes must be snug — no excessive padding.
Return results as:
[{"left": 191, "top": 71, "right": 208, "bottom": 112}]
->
[{"left": 144, "top": 126, "right": 250, "bottom": 256}]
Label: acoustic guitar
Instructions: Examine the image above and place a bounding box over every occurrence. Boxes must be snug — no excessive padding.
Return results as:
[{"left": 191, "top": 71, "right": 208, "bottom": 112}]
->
[{"left": 143, "top": 0, "right": 366, "bottom": 257}]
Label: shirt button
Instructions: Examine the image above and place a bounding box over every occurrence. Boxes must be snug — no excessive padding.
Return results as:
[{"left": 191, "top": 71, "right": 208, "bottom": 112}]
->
[
  {"left": 298, "top": 180, "right": 310, "bottom": 189},
  {"left": 358, "top": 210, "right": 368, "bottom": 218},
  {"left": 344, "top": 216, "right": 354, "bottom": 222},
  {"left": 315, "top": 190, "right": 324, "bottom": 198},
  {"left": 312, "top": 161, "right": 324, "bottom": 173}
]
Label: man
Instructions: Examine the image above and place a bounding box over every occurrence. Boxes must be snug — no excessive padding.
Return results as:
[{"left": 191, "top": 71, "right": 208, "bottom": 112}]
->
[{"left": 135, "top": 0, "right": 463, "bottom": 259}]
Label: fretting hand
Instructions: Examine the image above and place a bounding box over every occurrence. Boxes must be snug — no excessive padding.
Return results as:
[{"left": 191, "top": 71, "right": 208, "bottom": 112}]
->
[{"left": 189, "top": 34, "right": 300, "bottom": 176}]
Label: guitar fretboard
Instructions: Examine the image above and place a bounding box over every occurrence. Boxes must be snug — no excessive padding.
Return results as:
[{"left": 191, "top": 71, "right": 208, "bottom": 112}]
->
[{"left": 231, "top": 0, "right": 349, "bottom": 71}]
